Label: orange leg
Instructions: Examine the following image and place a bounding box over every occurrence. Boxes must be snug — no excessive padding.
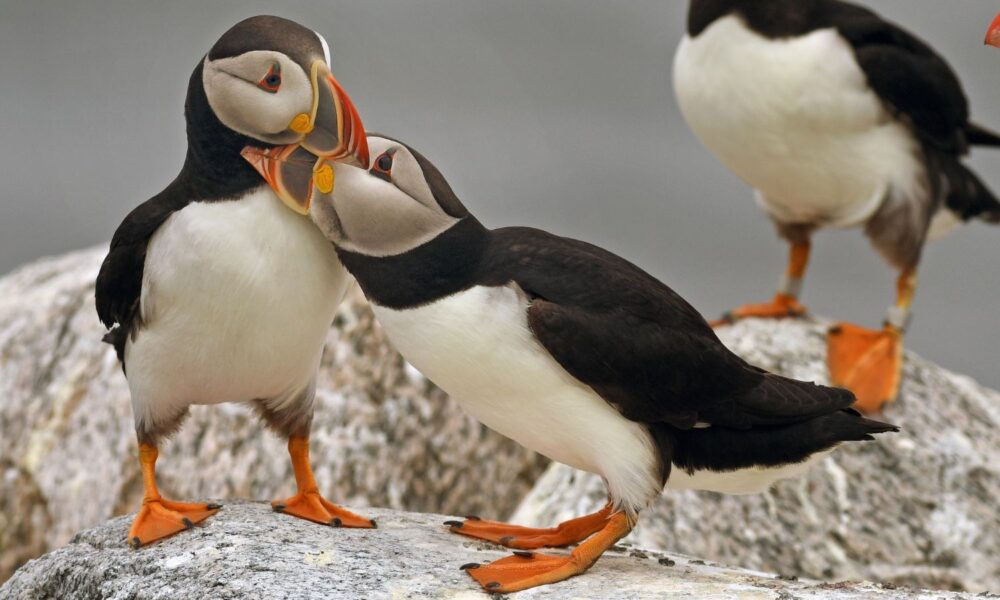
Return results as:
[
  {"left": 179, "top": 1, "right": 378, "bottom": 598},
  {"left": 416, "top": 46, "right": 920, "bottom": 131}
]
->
[
  {"left": 463, "top": 511, "right": 633, "bottom": 593},
  {"left": 127, "top": 443, "right": 220, "bottom": 548},
  {"left": 445, "top": 502, "right": 613, "bottom": 549},
  {"left": 271, "top": 436, "right": 375, "bottom": 528},
  {"left": 827, "top": 268, "right": 914, "bottom": 413},
  {"left": 712, "top": 241, "right": 810, "bottom": 327}
]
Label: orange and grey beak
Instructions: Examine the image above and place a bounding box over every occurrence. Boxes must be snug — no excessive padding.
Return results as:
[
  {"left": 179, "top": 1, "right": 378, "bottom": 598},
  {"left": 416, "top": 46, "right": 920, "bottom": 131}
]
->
[
  {"left": 987, "top": 12, "right": 1000, "bottom": 48},
  {"left": 241, "top": 60, "right": 369, "bottom": 215},
  {"left": 298, "top": 62, "right": 369, "bottom": 168}
]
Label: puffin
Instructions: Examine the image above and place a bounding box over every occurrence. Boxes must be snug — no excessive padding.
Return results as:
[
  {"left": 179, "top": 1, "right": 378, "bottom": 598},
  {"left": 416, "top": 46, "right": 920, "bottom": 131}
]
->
[
  {"left": 674, "top": 0, "right": 1000, "bottom": 412},
  {"left": 95, "top": 15, "right": 373, "bottom": 548},
  {"left": 307, "top": 135, "right": 898, "bottom": 593}
]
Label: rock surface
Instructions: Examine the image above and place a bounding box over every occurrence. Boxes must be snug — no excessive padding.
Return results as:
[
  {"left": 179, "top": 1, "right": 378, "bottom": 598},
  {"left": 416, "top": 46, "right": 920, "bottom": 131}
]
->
[
  {"left": 0, "top": 248, "right": 547, "bottom": 582},
  {"left": 1, "top": 502, "right": 982, "bottom": 600},
  {"left": 512, "top": 317, "right": 1000, "bottom": 594}
]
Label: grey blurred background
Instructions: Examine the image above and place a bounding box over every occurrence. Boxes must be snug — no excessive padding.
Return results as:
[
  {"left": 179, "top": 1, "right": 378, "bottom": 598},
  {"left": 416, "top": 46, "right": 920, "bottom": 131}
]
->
[{"left": 1, "top": 1, "right": 997, "bottom": 387}]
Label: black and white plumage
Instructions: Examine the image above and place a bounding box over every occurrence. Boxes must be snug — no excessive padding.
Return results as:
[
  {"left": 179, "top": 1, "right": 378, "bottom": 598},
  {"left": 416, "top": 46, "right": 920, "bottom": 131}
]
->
[
  {"left": 674, "top": 0, "right": 999, "bottom": 412},
  {"left": 675, "top": 0, "right": 999, "bottom": 269},
  {"left": 97, "top": 15, "right": 356, "bottom": 443},
  {"left": 310, "top": 135, "right": 897, "bottom": 590},
  {"left": 96, "top": 15, "right": 372, "bottom": 547}
]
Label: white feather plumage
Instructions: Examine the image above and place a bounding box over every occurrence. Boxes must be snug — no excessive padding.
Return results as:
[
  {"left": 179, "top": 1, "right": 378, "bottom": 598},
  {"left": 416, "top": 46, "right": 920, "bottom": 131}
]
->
[
  {"left": 372, "top": 284, "right": 821, "bottom": 512},
  {"left": 125, "top": 188, "right": 349, "bottom": 432},
  {"left": 674, "top": 16, "right": 928, "bottom": 229}
]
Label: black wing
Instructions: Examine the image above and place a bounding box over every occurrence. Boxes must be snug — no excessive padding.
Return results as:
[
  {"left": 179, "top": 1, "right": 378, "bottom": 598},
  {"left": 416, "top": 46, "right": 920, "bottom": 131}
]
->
[
  {"left": 490, "top": 227, "right": 854, "bottom": 430},
  {"left": 95, "top": 188, "right": 188, "bottom": 364},
  {"left": 828, "top": 0, "right": 984, "bottom": 153}
]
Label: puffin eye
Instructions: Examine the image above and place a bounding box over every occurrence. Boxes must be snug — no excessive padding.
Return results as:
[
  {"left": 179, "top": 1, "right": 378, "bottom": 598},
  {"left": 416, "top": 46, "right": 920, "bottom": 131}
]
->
[
  {"left": 257, "top": 64, "right": 281, "bottom": 93},
  {"left": 371, "top": 151, "right": 394, "bottom": 181}
]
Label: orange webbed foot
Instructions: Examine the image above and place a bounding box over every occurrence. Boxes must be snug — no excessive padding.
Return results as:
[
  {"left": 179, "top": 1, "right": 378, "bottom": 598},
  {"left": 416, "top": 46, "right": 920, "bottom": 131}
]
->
[
  {"left": 461, "top": 512, "right": 632, "bottom": 593},
  {"left": 464, "top": 552, "right": 589, "bottom": 593},
  {"left": 128, "top": 499, "right": 220, "bottom": 548},
  {"left": 710, "top": 293, "right": 807, "bottom": 328},
  {"left": 827, "top": 323, "right": 902, "bottom": 414},
  {"left": 272, "top": 492, "right": 375, "bottom": 528},
  {"left": 445, "top": 503, "right": 612, "bottom": 549}
]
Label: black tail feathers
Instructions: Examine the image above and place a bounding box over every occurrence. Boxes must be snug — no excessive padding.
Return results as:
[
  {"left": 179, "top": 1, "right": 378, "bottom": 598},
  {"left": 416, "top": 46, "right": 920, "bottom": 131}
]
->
[
  {"left": 967, "top": 122, "right": 1000, "bottom": 148},
  {"left": 666, "top": 409, "right": 898, "bottom": 475},
  {"left": 941, "top": 159, "right": 1000, "bottom": 224},
  {"left": 842, "top": 408, "right": 900, "bottom": 440}
]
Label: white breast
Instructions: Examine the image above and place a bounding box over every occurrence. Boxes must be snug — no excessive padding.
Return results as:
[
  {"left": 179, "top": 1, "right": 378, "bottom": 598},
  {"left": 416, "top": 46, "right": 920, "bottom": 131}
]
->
[
  {"left": 674, "top": 16, "right": 926, "bottom": 228},
  {"left": 371, "top": 285, "right": 662, "bottom": 514},
  {"left": 125, "top": 188, "right": 349, "bottom": 430}
]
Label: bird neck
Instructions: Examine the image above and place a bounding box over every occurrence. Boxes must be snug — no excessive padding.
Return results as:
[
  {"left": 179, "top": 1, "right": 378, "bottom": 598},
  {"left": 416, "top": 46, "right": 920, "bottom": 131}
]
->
[
  {"left": 336, "top": 216, "right": 492, "bottom": 310},
  {"left": 177, "top": 59, "right": 267, "bottom": 201}
]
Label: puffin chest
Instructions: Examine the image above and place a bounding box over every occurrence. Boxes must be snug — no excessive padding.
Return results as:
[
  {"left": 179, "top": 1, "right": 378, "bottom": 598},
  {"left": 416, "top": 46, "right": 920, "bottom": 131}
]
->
[
  {"left": 370, "top": 284, "right": 658, "bottom": 481},
  {"left": 674, "top": 15, "right": 923, "bottom": 226},
  {"left": 126, "top": 188, "right": 348, "bottom": 406},
  {"left": 370, "top": 285, "right": 569, "bottom": 407}
]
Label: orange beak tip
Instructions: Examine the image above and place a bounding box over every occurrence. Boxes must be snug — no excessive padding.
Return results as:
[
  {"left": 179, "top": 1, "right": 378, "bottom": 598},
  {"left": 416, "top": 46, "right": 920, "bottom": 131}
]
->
[{"left": 987, "top": 13, "right": 1000, "bottom": 47}]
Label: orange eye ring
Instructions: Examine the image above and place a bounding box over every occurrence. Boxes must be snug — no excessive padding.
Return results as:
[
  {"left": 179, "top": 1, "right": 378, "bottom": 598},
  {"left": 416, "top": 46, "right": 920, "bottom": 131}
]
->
[
  {"left": 371, "top": 151, "right": 394, "bottom": 180},
  {"left": 257, "top": 64, "right": 282, "bottom": 93}
]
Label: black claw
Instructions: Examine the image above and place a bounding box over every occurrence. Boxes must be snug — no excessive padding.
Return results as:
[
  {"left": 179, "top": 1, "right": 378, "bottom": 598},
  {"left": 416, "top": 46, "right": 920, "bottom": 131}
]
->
[
  {"left": 512, "top": 551, "right": 534, "bottom": 558},
  {"left": 331, "top": 517, "right": 343, "bottom": 527},
  {"left": 485, "top": 582, "right": 501, "bottom": 590},
  {"left": 129, "top": 536, "right": 141, "bottom": 549},
  {"left": 459, "top": 562, "right": 481, "bottom": 571},
  {"left": 182, "top": 517, "right": 194, "bottom": 529},
  {"left": 273, "top": 503, "right": 286, "bottom": 513},
  {"left": 464, "top": 515, "right": 481, "bottom": 521},
  {"left": 499, "top": 536, "right": 515, "bottom": 545},
  {"left": 369, "top": 519, "right": 377, "bottom": 529},
  {"left": 444, "top": 520, "right": 463, "bottom": 528},
  {"left": 206, "top": 503, "right": 222, "bottom": 510}
]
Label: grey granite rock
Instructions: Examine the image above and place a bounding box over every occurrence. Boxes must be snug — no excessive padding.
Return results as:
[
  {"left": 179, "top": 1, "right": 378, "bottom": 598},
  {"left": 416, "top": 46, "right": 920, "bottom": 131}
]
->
[
  {"left": 0, "top": 248, "right": 547, "bottom": 582},
  {"left": 0, "top": 502, "right": 982, "bottom": 600},
  {"left": 511, "top": 317, "right": 1000, "bottom": 594}
]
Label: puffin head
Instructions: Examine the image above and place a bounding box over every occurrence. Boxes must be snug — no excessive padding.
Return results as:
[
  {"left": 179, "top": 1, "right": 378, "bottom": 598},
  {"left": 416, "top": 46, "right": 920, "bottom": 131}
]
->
[
  {"left": 310, "top": 135, "right": 471, "bottom": 257},
  {"left": 987, "top": 12, "right": 1000, "bottom": 48},
  {"left": 198, "top": 15, "right": 369, "bottom": 213}
]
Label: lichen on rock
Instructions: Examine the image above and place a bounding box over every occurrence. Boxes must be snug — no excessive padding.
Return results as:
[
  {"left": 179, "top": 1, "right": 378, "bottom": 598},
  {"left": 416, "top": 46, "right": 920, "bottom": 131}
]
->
[{"left": 0, "top": 502, "right": 981, "bottom": 599}]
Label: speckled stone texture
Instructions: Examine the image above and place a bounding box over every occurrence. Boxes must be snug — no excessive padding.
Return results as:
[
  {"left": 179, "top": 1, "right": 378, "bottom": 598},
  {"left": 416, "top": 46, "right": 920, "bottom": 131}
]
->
[
  {"left": 1, "top": 502, "right": 984, "bottom": 600},
  {"left": 0, "top": 248, "right": 547, "bottom": 582},
  {"left": 512, "top": 317, "right": 1000, "bottom": 594}
]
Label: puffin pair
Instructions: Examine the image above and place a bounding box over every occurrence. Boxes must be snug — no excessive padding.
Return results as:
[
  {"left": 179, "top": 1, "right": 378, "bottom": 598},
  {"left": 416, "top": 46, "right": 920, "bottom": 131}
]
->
[
  {"left": 98, "top": 11, "right": 898, "bottom": 596},
  {"left": 309, "top": 135, "right": 897, "bottom": 593},
  {"left": 674, "top": 0, "right": 1000, "bottom": 412},
  {"left": 96, "top": 16, "right": 373, "bottom": 547}
]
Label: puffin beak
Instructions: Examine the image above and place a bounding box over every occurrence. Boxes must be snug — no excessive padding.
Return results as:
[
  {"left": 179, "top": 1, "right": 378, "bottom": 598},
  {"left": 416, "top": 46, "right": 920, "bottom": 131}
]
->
[
  {"left": 241, "top": 60, "right": 369, "bottom": 215},
  {"left": 299, "top": 61, "right": 370, "bottom": 169},
  {"left": 987, "top": 12, "right": 1000, "bottom": 47},
  {"left": 240, "top": 144, "right": 320, "bottom": 214}
]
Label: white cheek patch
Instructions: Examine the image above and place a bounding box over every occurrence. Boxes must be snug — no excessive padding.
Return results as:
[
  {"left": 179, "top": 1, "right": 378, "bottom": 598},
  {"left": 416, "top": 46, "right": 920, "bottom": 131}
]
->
[
  {"left": 202, "top": 53, "right": 312, "bottom": 139},
  {"left": 323, "top": 163, "right": 457, "bottom": 257},
  {"left": 393, "top": 148, "right": 438, "bottom": 210}
]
